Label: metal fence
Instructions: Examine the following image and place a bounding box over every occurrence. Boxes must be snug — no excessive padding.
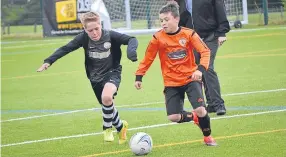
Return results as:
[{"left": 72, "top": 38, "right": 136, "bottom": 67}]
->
[{"left": 1, "top": 1, "right": 285, "bottom": 36}]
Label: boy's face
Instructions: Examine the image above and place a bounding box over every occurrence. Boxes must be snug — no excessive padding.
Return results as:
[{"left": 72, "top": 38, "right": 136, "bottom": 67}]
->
[
  {"left": 159, "top": 12, "right": 179, "bottom": 33},
  {"left": 85, "top": 21, "right": 102, "bottom": 41}
]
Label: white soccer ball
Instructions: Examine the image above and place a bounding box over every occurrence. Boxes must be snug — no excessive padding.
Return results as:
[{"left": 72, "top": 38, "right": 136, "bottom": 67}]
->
[{"left": 129, "top": 132, "right": 153, "bottom": 156}]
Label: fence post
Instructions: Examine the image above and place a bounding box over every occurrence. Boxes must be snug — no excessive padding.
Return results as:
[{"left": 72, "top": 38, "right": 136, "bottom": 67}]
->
[
  {"left": 281, "top": 6, "right": 284, "bottom": 19},
  {"left": 2, "top": 23, "right": 6, "bottom": 35},
  {"left": 7, "top": 24, "right": 10, "bottom": 34},
  {"left": 147, "top": 0, "right": 151, "bottom": 29},
  {"left": 262, "top": 0, "right": 268, "bottom": 25},
  {"left": 34, "top": 22, "right": 37, "bottom": 33},
  {"left": 124, "top": 0, "right": 131, "bottom": 29}
]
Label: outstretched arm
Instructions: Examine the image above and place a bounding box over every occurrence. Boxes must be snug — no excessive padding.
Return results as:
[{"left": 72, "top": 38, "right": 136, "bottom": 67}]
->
[
  {"left": 110, "top": 31, "right": 138, "bottom": 62},
  {"left": 37, "top": 33, "right": 84, "bottom": 72},
  {"left": 134, "top": 35, "right": 159, "bottom": 89}
]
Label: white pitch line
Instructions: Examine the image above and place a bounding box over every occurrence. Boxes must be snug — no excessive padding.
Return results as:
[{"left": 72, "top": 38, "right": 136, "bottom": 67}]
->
[
  {"left": 1, "top": 109, "right": 286, "bottom": 148},
  {"left": 229, "top": 27, "right": 286, "bottom": 33},
  {"left": 2, "top": 42, "right": 68, "bottom": 49},
  {"left": 1, "top": 27, "right": 285, "bottom": 45},
  {"left": 1, "top": 39, "right": 70, "bottom": 45},
  {"left": 1, "top": 108, "right": 94, "bottom": 122},
  {"left": 1, "top": 88, "right": 286, "bottom": 123},
  {"left": 222, "top": 88, "right": 286, "bottom": 96}
]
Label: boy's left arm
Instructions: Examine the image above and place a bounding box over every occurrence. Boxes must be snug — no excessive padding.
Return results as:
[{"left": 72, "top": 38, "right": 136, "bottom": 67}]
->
[
  {"left": 189, "top": 31, "right": 210, "bottom": 73},
  {"left": 110, "top": 31, "right": 138, "bottom": 62}
]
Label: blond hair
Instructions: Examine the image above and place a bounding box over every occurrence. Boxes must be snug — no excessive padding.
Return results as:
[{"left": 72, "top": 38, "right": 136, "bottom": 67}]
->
[
  {"left": 80, "top": 12, "right": 101, "bottom": 28},
  {"left": 159, "top": 1, "right": 180, "bottom": 18}
]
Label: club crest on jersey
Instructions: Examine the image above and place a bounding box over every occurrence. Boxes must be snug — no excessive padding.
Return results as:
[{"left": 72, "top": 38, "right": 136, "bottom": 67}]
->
[
  {"left": 179, "top": 38, "right": 187, "bottom": 47},
  {"left": 104, "top": 42, "right": 111, "bottom": 49}
]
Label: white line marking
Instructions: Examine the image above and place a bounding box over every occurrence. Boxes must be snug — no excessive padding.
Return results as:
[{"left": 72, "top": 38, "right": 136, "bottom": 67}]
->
[
  {"left": 222, "top": 88, "right": 286, "bottom": 96},
  {"left": 230, "top": 27, "right": 286, "bottom": 33},
  {"left": 1, "top": 39, "right": 70, "bottom": 45},
  {"left": 1, "top": 27, "right": 285, "bottom": 45},
  {"left": 1, "top": 108, "right": 94, "bottom": 122},
  {"left": 1, "top": 88, "right": 286, "bottom": 123},
  {"left": 2, "top": 42, "right": 68, "bottom": 49},
  {"left": 1, "top": 109, "right": 285, "bottom": 148}
]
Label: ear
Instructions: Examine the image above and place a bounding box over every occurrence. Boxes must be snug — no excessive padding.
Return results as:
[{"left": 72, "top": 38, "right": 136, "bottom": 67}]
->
[
  {"left": 175, "top": 16, "right": 180, "bottom": 23},
  {"left": 82, "top": 25, "right": 87, "bottom": 32}
]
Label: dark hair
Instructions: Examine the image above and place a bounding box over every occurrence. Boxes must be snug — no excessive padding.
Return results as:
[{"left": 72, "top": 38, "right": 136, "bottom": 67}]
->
[{"left": 159, "top": 1, "right": 180, "bottom": 18}]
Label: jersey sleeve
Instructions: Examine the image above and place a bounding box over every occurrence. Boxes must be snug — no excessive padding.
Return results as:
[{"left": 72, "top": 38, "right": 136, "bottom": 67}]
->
[
  {"left": 110, "top": 30, "right": 138, "bottom": 61},
  {"left": 44, "top": 32, "right": 84, "bottom": 65},
  {"left": 135, "top": 35, "right": 159, "bottom": 81},
  {"left": 189, "top": 31, "right": 210, "bottom": 72},
  {"left": 110, "top": 30, "right": 134, "bottom": 45}
]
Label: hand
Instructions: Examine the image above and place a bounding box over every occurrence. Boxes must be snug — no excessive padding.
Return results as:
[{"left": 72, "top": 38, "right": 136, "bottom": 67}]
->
[
  {"left": 37, "top": 63, "right": 51, "bottom": 72},
  {"left": 218, "top": 36, "right": 227, "bottom": 46},
  {"left": 191, "top": 70, "right": 202, "bottom": 81},
  {"left": 134, "top": 81, "right": 142, "bottom": 90}
]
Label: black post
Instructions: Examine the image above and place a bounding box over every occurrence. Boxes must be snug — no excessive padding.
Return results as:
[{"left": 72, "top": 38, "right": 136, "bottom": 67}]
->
[
  {"left": 262, "top": 0, "right": 269, "bottom": 25},
  {"left": 2, "top": 23, "right": 6, "bottom": 35},
  {"left": 34, "top": 22, "right": 37, "bottom": 33},
  {"left": 40, "top": 0, "right": 44, "bottom": 37},
  {"left": 7, "top": 24, "right": 10, "bottom": 34},
  {"left": 147, "top": 0, "right": 151, "bottom": 29}
]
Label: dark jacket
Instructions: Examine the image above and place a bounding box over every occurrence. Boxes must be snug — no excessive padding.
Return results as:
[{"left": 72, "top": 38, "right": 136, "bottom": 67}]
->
[
  {"left": 176, "top": 0, "right": 230, "bottom": 38},
  {"left": 44, "top": 30, "right": 138, "bottom": 80}
]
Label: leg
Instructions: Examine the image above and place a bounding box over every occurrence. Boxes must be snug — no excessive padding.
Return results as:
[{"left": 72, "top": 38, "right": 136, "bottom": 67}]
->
[
  {"left": 101, "top": 82, "right": 118, "bottom": 126},
  {"left": 164, "top": 86, "right": 194, "bottom": 123},
  {"left": 102, "top": 71, "right": 128, "bottom": 144},
  {"left": 185, "top": 81, "right": 217, "bottom": 146},
  {"left": 203, "top": 39, "right": 226, "bottom": 115},
  {"left": 103, "top": 70, "right": 125, "bottom": 131},
  {"left": 102, "top": 83, "right": 124, "bottom": 131},
  {"left": 90, "top": 81, "right": 114, "bottom": 142},
  {"left": 90, "top": 81, "right": 113, "bottom": 130}
]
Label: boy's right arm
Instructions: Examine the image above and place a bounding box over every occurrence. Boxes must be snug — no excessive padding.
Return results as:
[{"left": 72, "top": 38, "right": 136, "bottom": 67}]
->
[
  {"left": 37, "top": 33, "right": 84, "bottom": 72},
  {"left": 134, "top": 35, "right": 159, "bottom": 89}
]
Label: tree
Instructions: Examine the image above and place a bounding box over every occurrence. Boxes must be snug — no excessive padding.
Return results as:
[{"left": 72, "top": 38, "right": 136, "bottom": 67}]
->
[{"left": 1, "top": 0, "right": 41, "bottom": 25}]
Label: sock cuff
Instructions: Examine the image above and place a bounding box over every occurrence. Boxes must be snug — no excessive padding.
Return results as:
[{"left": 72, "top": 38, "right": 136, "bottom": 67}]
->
[
  {"left": 102, "top": 104, "right": 114, "bottom": 110},
  {"left": 178, "top": 113, "right": 184, "bottom": 123}
]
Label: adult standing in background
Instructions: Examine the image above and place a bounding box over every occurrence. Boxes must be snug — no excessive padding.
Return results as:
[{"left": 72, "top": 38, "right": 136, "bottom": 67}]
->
[{"left": 173, "top": 0, "right": 230, "bottom": 115}]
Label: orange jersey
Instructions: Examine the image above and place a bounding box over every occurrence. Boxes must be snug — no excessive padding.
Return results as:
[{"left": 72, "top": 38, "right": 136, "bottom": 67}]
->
[{"left": 136, "top": 27, "right": 210, "bottom": 87}]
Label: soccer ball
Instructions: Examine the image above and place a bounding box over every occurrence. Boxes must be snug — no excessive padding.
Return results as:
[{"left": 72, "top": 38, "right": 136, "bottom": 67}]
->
[{"left": 129, "top": 132, "right": 153, "bottom": 156}]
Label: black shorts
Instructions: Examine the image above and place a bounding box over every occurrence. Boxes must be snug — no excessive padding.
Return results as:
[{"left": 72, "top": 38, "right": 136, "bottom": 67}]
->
[
  {"left": 163, "top": 81, "right": 205, "bottom": 115},
  {"left": 90, "top": 69, "right": 121, "bottom": 104}
]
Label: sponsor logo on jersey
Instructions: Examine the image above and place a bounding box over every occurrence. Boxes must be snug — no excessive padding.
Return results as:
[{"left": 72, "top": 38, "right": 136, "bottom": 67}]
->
[
  {"left": 167, "top": 49, "right": 187, "bottom": 60},
  {"left": 89, "top": 49, "right": 111, "bottom": 59}
]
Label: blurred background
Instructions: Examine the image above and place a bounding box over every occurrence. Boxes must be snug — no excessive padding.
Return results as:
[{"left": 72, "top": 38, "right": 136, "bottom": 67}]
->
[{"left": 1, "top": 0, "right": 285, "bottom": 37}]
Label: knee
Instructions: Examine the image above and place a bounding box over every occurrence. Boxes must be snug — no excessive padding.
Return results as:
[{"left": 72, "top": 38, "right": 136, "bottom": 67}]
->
[
  {"left": 168, "top": 114, "right": 181, "bottom": 122},
  {"left": 102, "top": 95, "right": 113, "bottom": 106},
  {"left": 194, "top": 106, "right": 207, "bottom": 117}
]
